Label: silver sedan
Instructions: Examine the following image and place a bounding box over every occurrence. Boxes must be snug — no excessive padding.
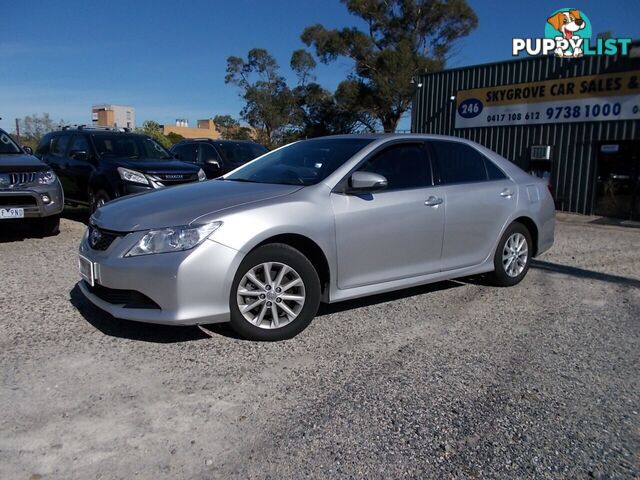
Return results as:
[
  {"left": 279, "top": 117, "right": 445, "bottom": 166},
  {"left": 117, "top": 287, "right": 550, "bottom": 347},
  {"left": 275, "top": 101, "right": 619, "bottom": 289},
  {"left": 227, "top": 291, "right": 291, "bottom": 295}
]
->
[{"left": 78, "top": 134, "right": 555, "bottom": 340}]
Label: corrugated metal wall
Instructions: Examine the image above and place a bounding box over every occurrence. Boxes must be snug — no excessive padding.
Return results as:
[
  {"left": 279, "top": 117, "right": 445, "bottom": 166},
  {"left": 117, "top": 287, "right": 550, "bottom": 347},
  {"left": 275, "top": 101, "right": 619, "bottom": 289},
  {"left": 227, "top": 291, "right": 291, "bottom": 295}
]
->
[{"left": 411, "top": 53, "right": 640, "bottom": 214}]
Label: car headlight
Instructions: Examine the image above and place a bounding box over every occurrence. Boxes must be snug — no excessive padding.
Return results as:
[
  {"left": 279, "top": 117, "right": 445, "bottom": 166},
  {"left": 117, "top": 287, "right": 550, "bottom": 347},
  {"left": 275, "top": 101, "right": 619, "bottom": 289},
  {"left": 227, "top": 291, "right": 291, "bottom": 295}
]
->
[
  {"left": 117, "top": 167, "right": 149, "bottom": 185},
  {"left": 35, "top": 170, "right": 57, "bottom": 185},
  {"left": 197, "top": 169, "right": 206, "bottom": 181},
  {"left": 125, "top": 221, "right": 222, "bottom": 257}
]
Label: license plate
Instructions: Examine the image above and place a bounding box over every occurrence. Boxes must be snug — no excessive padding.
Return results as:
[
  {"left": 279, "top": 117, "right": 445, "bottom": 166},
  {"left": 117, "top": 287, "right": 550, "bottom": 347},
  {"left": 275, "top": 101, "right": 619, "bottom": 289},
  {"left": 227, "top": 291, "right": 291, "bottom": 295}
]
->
[
  {"left": 79, "top": 255, "right": 95, "bottom": 287},
  {"left": 0, "top": 207, "right": 24, "bottom": 219}
]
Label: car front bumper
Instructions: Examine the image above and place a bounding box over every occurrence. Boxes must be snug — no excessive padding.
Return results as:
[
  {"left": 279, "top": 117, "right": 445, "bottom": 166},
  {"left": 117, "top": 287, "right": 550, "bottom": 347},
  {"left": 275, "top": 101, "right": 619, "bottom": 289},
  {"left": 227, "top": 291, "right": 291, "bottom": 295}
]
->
[
  {"left": 77, "top": 228, "right": 243, "bottom": 325},
  {"left": 0, "top": 180, "right": 64, "bottom": 218}
]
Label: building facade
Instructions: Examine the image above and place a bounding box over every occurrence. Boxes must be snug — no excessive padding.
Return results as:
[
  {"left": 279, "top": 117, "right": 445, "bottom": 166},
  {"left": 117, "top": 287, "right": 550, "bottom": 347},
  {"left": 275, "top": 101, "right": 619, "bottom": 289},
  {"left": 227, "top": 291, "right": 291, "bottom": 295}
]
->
[
  {"left": 411, "top": 51, "right": 640, "bottom": 219},
  {"left": 91, "top": 105, "right": 135, "bottom": 129},
  {"left": 161, "top": 119, "right": 221, "bottom": 140}
]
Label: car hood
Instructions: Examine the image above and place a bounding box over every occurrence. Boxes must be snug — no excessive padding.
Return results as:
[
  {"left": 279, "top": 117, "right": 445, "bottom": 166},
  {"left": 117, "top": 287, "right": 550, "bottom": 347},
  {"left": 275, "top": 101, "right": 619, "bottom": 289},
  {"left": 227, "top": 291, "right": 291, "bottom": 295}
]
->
[
  {"left": 92, "top": 180, "right": 302, "bottom": 232},
  {"left": 0, "top": 154, "right": 49, "bottom": 172},
  {"left": 114, "top": 158, "right": 201, "bottom": 173}
]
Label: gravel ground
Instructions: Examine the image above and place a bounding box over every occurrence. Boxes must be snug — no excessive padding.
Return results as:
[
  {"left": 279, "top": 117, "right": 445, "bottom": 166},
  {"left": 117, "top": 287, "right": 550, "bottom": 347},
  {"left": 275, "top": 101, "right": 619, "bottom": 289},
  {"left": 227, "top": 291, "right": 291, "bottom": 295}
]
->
[{"left": 0, "top": 215, "right": 638, "bottom": 479}]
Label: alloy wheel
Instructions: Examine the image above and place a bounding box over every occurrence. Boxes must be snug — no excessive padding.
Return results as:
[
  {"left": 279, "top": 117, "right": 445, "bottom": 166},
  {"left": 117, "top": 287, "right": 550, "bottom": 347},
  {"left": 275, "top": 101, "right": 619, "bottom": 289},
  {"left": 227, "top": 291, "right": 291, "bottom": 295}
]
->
[
  {"left": 236, "top": 262, "right": 306, "bottom": 329},
  {"left": 502, "top": 232, "right": 528, "bottom": 278}
]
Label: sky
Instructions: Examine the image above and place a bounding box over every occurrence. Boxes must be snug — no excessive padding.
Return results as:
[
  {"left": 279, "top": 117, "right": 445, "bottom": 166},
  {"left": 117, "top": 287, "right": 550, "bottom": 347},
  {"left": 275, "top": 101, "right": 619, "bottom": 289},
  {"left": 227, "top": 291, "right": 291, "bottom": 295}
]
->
[{"left": 1, "top": 0, "right": 639, "bottom": 133}]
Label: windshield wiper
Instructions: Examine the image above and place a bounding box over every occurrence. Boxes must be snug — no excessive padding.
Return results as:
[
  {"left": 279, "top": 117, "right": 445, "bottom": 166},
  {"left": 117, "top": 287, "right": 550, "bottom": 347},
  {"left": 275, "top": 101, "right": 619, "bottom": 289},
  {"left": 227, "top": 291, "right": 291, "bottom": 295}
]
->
[{"left": 224, "top": 178, "right": 257, "bottom": 183}]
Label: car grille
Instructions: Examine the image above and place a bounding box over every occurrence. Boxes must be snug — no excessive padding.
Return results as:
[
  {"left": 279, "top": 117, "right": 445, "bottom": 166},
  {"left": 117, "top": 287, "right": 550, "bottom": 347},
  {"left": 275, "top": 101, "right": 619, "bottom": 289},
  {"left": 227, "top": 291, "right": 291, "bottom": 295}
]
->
[
  {"left": 88, "top": 226, "right": 123, "bottom": 251},
  {"left": 9, "top": 172, "right": 38, "bottom": 185},
  {"left": 0, "top": 195, "right": 38, "bottom": 206},
  {"left": 151, "top": 173, "right": 199, "bottom": 186},
  {"left": 86, "top": 283, "right": 161, "bottom": 309}
]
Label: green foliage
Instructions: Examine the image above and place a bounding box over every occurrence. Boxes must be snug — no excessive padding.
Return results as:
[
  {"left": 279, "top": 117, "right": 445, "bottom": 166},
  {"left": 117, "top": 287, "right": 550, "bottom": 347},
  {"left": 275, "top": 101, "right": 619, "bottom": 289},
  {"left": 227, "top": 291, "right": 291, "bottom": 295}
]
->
[
  {"left": 301, "top": 0, "right": 478, "bottom": 131},
  {"left": 15, "top": 113, "right": 66, "bottom": 149},
  {"left": 165, "top": 132, "right": 186, "bottom": 145},
  {"left": 225, "top": 49, "right": 299, "bottom": 148},
  {"left": 136, "top": 120, "right": 172, "bottom": 148}
]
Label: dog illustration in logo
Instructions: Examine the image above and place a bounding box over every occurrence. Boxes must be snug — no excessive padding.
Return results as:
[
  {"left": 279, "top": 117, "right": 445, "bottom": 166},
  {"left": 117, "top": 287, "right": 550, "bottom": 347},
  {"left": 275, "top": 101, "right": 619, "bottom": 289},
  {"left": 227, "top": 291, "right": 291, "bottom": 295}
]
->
[{"left": 547, "top": 9, "right": 586, "bottom": 57}]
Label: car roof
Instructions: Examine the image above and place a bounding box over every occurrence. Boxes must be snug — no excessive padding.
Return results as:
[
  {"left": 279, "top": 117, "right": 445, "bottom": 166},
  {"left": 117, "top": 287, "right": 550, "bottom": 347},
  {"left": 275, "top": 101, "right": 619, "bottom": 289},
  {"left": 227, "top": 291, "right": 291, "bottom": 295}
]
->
[{"left": 179, "top": 138, "right": 260, "bottom": 144}]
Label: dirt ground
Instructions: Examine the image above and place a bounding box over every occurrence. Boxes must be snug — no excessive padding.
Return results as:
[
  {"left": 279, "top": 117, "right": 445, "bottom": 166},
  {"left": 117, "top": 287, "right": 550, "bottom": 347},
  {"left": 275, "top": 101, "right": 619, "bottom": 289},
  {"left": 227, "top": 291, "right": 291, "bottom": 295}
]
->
[{"left": 0, "top": 215, "right": 638, "bottom": 479}]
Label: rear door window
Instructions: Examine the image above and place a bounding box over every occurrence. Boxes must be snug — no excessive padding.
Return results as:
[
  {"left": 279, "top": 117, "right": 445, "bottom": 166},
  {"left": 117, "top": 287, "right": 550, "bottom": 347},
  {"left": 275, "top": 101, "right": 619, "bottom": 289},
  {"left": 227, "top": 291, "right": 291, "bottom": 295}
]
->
[{"left": 429, "top": 140, "right": 488, "bottom": 184}]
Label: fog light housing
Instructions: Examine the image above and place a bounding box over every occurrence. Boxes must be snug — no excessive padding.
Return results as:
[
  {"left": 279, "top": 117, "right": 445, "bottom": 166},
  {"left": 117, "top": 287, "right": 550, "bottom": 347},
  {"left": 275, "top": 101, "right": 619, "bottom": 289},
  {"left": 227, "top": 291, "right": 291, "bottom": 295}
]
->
[{"left": 41, "top": 194, "right": 51, "bottom": 204}]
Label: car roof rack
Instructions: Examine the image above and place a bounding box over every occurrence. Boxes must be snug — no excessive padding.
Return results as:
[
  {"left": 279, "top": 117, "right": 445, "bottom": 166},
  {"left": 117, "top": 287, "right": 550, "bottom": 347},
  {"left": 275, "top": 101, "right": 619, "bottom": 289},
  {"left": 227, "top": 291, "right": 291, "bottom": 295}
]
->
[{"left": 60, "top": 125, "right": 132, "bottom": 133}]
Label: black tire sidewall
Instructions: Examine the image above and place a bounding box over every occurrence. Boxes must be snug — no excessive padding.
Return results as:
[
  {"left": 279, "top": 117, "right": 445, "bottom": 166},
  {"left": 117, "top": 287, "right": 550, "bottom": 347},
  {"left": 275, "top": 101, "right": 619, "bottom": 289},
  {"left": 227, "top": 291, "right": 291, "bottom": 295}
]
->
[
  {"left": 492, "top": 222, "right": 532, "bottom": 287},
  {"left": 228, "top": 243, "right": 321, "bottom": 341},
  {"left": 90, "top": 190, "right": 110, "bottom": 213}
]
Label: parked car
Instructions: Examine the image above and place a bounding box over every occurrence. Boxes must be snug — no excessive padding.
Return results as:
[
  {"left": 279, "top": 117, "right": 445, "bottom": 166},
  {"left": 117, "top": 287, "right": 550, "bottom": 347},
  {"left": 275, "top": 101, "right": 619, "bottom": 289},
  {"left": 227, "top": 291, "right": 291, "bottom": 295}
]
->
[
  {"left": 171, "top": 139, "right": 267, "bottom": 178},
  {"left": 78, "top": 134, "right": 555, "bottom": 341},
  {"left": 36, "top": 126, "right": 206, "bottom": 212},
  {"left": 0, "top": 128, "right": 63, "bottom": 236}
]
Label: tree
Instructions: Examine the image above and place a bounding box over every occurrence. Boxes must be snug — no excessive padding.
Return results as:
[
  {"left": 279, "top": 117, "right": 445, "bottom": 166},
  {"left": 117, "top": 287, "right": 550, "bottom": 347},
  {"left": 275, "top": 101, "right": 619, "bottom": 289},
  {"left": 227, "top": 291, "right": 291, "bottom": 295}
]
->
[
  {"left": 16, "top": 113, "right": 66, "bottom": 149},
  {"left": 290, "top": 49, "right": 376, "bottom": 138},
  {"left": 301, "top": 0, "right": 478, "bottom": 132},
  {"left": 165, "top": 132, "right": 185, "bottom": 145},
  {"left": 212, "top": 115, "right": 255, "bottom": 141},
  {"left": 136, "top": 120, "right": 172, "bottom": 148},
  {"left": 225, "top": 49, "right": 299, "bottom": 147}
]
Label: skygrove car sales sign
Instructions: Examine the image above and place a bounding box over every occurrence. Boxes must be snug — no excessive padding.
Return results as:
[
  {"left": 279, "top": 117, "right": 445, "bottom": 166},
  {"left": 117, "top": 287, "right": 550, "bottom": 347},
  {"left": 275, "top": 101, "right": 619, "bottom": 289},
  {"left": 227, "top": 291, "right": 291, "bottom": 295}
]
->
[{"left": 455, "top": 71, "right": 640, "bottom": 129}]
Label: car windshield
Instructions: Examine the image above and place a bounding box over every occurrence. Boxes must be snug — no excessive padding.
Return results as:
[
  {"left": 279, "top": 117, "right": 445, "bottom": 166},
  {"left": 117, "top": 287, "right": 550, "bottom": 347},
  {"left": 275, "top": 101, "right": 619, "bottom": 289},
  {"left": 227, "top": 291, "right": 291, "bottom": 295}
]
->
[
  {"left": 92, "top": 134, "right": 173, "bottom": 160},
  {"left": 215, "top": 142, "right": 268, "bottom": 165},
  {"left": 224, "top": 137, "right": 373, "bottom": 186},
  {"left": 0, "top": 131, "right": 23, "bottom": 154}
]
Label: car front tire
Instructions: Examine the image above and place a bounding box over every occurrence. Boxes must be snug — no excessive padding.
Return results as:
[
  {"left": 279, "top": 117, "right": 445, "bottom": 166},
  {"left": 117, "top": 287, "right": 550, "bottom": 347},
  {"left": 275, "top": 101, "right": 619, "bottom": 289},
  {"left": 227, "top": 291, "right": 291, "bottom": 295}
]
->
[
  {"left": 90, "top": 189, "right": 110, "bottom": 213},
  {"left": 229, "top": 243, "right": 321, "bottom": 341},
  {"left": 490, "top": 222, "right": 532, "bottom": 287}
]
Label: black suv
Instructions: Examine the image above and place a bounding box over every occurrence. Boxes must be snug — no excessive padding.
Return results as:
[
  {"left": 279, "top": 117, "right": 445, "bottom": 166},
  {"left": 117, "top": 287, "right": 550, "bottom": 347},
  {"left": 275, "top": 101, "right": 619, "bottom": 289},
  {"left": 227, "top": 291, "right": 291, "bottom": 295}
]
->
[
  {"left": 36, "top": 127, "right": 206, "bottom": 211},
  {"left": 171, "top": 139, "right": 267, "bottom": 179}
]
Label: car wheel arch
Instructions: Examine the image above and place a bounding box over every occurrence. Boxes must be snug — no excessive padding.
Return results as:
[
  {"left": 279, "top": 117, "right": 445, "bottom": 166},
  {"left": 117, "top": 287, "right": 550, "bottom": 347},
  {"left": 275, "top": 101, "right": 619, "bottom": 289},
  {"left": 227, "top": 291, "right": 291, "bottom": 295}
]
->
[
  {"left": 249, "top": 233, "right": 331, "bottom": 298},
  {"left": 511, "top": 216, "right": 539, "bottom": 257},
  {"left": 88, "top": 175, "right": 116, "bottom": 200}
]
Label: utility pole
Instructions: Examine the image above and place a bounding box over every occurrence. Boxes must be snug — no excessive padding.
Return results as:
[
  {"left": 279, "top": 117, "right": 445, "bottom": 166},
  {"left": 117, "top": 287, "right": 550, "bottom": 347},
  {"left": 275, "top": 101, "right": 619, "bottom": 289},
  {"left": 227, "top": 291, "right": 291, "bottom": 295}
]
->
[{"left": 15, "top": 118, "right": 20, "bottom": 143}]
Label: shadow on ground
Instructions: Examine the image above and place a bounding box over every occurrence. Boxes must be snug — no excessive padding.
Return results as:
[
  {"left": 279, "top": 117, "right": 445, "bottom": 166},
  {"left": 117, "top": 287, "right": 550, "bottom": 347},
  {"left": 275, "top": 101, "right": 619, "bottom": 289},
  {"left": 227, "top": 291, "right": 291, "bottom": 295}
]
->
[
  {"left": 70, "top": 280, "right": 464, "bottom": 343},
  {"left": 531, "top": 259, "right": 640, "bottom": 288},
  {"left": 62, "top": 205, "right": 91, "bottom": 225},
  {"left": 69, "top": 284, "right": 210, "bottom": 343}
]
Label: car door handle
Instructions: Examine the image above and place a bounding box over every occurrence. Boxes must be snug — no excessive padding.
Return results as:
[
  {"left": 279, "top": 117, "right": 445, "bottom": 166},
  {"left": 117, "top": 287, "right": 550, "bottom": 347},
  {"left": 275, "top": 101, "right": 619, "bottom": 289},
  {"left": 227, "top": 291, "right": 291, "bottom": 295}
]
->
[
  {"left": 424, "top": 196, "right": 443, "bottom": 207},
  {"left": 500, "top": 189, "right": 514, "bottom": 198}
]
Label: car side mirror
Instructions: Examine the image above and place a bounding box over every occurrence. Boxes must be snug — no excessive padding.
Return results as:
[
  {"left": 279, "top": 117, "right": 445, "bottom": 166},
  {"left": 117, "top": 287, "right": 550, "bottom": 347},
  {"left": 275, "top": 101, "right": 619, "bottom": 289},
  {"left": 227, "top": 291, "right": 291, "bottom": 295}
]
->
[
  {"left": 70, "top": 150, "right": 89, "bottom": 161},
  {"left": 205, "top": 158, "right": 221, "bottom": 169},
  {"left": 23, "top": 146, "right": 33, "bottom": 155},
  {"left": 173, "top": 152, "right": 181, "bottom": 160},
  {"left": 346, "top": 171, "right": 388, "bottom": 193}
]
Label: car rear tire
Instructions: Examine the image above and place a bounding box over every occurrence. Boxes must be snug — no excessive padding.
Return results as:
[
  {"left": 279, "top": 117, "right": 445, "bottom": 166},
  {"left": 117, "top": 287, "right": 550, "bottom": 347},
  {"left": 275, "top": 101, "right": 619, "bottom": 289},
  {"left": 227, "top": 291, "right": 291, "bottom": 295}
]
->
[
  {"left": 33, "top": 215, "right": 60, "bottom": 237},
  {"left": 489, "top": 222, "right": 532, "bottom": 287},
  {"left": 229, "top": 243, "right": 321, "bottom": 341},
  {"left": 90, "top": 189, "right": 110, "bottom": 213}
]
